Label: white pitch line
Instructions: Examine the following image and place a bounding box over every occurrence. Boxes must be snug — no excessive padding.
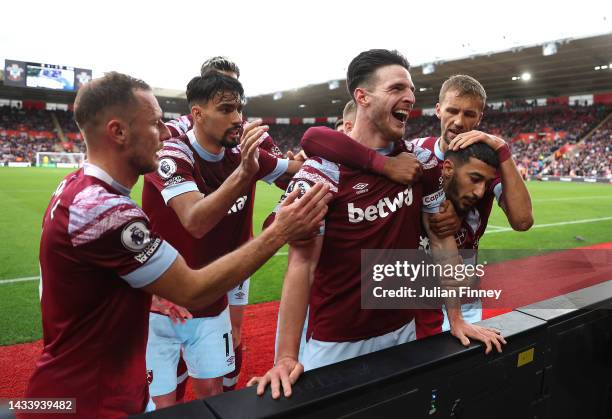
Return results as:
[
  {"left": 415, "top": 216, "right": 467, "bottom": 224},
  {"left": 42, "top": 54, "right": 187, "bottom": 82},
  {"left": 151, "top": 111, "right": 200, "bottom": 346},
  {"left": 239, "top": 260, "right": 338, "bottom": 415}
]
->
[
  {"left": 486, "top": 216, "right": 612, "bottom": 234},
  {"left": 0, "top": 252, "right": 290, "bottom": 285},
  {"left": 533, "top": 195, "right": 612, "bottom": 203},
  {"left": 0, "top": 276, "right": 40, "bottom": 284}
]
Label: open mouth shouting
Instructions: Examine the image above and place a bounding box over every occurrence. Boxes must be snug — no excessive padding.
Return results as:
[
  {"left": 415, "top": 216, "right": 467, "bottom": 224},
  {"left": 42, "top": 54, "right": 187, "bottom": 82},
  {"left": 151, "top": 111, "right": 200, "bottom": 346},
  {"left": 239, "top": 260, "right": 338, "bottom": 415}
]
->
[{"left": 391, "top": 108, "right": 410, "bottom": 125}]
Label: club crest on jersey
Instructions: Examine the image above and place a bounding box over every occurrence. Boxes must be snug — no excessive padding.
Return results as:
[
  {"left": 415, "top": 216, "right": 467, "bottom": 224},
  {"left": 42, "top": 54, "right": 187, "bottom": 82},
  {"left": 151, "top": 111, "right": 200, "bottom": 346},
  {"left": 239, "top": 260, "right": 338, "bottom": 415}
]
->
[
  {"left": 121, "top": 221, "right": 151, "bottom": 252},
  {"left": 158, "top": 158, "right": 177, "bottom": 179}
]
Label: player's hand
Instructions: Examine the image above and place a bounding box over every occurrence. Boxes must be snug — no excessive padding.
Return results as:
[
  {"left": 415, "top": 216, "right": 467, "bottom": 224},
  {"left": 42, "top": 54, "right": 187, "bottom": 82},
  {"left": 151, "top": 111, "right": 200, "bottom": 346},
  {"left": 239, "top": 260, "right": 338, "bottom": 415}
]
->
[
  {"left": 238, "top": 119, "right": 269, "bottom": 179},
  {"left": 286, "top": 150, "right": 308, "bottom": 162},
  {"left": 429, "top": 200, "right": 461, "bottom": 238},
  {"left": 151, "top": 296, "right": 193, "bottom": 324},
  {"left": 448, "top": 130, "right": 506, "bottom": 152},
  {"left": 272, "top": 182, "right": 331, "bottom": 243},
  {"left": 382, "top": 152, "right": 422, "bottom": 185},
  {"left": 448, "top": 315, "right": 507, "bottom": 354},
  {"left": 247, "top": 356, "right": 304, "bottom": 399}
]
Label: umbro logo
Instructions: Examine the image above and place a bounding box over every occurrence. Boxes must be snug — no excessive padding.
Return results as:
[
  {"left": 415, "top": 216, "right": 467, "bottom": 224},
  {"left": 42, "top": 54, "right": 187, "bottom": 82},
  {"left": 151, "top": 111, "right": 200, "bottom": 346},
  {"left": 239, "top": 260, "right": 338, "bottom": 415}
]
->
[{"left": 353, "top": 183, "right": 369, "bottom": 194}]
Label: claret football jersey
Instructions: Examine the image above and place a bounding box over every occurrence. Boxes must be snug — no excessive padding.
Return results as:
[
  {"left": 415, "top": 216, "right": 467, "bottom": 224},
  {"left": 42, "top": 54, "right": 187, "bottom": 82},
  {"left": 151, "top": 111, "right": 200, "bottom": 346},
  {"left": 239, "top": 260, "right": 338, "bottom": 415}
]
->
[{"left": 25, "top": 163, "right": 178, "bottom": 418}]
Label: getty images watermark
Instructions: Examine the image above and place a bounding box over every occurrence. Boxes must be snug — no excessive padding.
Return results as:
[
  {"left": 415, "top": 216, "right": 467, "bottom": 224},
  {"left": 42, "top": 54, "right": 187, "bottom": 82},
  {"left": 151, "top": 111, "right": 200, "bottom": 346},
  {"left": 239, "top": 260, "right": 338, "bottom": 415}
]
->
[{"left": 360, "top": 248, "right": 612, "bottom": 310}]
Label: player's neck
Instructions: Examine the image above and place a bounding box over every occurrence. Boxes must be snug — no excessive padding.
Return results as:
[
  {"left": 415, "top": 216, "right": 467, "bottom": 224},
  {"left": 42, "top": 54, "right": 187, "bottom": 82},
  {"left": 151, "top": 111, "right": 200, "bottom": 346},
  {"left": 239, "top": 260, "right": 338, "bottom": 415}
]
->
[
  {"left": 86, "top": 153, "right": 137, "bottom": 190},
  {"left": 350, "top": 119, "right": 391, "bottom": 149},
  {"left": 193, "top": 124, "right": 223, "bottom": 154}
]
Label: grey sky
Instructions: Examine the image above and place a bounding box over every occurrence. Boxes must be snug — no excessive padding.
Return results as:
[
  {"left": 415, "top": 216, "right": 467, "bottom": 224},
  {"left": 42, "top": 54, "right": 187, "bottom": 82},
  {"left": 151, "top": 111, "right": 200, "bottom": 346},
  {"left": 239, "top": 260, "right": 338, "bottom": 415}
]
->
[{"left": 1, "top": 0, "right": 610, "bottom": 95}]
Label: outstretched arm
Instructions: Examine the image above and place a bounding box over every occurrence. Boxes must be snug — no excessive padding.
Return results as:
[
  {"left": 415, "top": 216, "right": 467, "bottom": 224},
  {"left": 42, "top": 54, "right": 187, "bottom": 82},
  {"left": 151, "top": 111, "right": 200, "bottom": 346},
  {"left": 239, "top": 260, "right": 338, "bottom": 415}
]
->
[{"left": 301, "top": 126, "right": 421, "bottom": 185}]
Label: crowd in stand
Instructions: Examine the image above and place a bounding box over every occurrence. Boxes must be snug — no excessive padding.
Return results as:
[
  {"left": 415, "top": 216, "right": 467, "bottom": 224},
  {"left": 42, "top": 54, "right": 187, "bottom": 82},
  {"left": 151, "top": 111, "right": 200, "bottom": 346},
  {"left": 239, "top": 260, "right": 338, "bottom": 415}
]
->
[
  {"left": 0, "top": 107, "right": 85, "bottom": 164},
  {"left": 1, "top": 104, "right": 610, "bottom": 178}
]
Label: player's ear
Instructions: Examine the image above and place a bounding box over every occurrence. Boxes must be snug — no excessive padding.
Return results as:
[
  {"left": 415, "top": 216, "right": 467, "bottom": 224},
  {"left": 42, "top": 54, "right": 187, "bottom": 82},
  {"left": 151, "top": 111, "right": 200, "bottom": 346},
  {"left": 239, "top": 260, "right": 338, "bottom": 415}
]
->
[
  {"left": 442, "top": 159, "right": 455, "bottom": 180},
  {"left": 354, "top": 88, "right": 368, "bottom": 108},
  {"left": 435, "top": 103, "right": 441, "bottom": 119},
  {"left": 192, "top": 103, "right": 209, "bottom": 125},
  {"left": 106, "top": 118, "right": 128, "bottom": 146},
  {"left": 344, "top": 121, "right": 353, "bottom": 134}
]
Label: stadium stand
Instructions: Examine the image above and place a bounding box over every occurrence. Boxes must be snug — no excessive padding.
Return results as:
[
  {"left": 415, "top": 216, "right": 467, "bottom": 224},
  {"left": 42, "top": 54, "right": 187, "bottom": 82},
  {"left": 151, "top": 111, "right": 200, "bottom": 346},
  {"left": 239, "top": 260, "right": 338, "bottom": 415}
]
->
[{"left": 0, "top": 103, "right": 609, "bottom": 179}]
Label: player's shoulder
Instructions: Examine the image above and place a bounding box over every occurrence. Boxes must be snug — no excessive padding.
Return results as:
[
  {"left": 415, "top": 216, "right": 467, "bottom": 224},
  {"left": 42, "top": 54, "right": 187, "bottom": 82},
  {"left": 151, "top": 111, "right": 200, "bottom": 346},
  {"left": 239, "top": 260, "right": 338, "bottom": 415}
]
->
[
  {"left": 158, "top": 136, "right": 195, "bottom": 167},
  {"left": 289, "top": 157, "right": 340, "bottom": 193},
  {"left": 68, "top": 180, "right": 146, "bottom": 247},
  {"left": 408, "top": 136, "right": 437, "bottom": 149},
  {"left": 301, "top": 157, "right": 340, "bottom": 182},
  {"left": 403, "top": 137, "right": 437, "bottom": 167},
  {"left": 165, "top": 114, "right": 193, "bottom": 137}
]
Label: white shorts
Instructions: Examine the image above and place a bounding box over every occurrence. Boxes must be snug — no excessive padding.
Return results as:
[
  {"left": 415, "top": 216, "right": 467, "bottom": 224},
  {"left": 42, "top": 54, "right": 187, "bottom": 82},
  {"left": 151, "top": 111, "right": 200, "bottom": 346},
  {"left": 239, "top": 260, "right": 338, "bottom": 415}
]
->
[
  {"left": 228, "top": 278, "right": 250, "bottom": 306},
  {"left": 302, "top": 319, "right": 416, "bottom": 372},
  {"left": 275, "top": 306, "right": 309, "bottom": 363},
  {"left": 442, "top": 298, "right": 483, "bottom": 332},
  {"left": 146, "top": 308, "right": 235, "bottom": 396}
]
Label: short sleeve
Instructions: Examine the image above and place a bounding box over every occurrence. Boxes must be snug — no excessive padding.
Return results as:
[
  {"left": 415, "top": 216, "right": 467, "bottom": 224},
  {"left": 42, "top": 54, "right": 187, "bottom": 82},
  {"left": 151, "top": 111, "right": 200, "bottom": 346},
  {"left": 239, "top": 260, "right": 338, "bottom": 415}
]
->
[
  {"left": 68, "top": 185, "right": 178, "bottom": 288},
  {"left": 266, "top": 157, "right": 339, "bottom": 235},
  {"left": 259, "top": 132, "right": 284, "bottom": 158},
  {"left": 148, "top": 139, "right": 200, "bottom": 204},
  {"left": 412, "top": 144, "right": 445, "bottom": 213},
  {"left": 489, "top": 175, "right": 503, "bottom": 205},
  {"left": 256, "top": 148, "right": 289, "bottom": 184}
]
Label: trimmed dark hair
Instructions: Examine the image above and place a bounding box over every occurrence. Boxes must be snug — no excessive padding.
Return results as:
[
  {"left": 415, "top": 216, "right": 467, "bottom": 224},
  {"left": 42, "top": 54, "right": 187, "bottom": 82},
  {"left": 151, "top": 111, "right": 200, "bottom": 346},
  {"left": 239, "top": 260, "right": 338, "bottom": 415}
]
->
[
  {"left": 186, "top": 73, "right": 244, "bottom": 107},
  {"left": 200, "top": 56, "right": 240, "bottom": 78},
  {"left": 445, "top": 142, "right": 499, "bottom": 169},
  {"left": 439, "top": 74, "right": 487, "bottom": 107},
  {"left": 346, "top": 49, "right": 410, "bottom": 100},
  {"left": 74, "top": 71, "right": 150, "bottom": 128},
  {"left": 334, "top": 118, "right": 344, "bottom": 129}
]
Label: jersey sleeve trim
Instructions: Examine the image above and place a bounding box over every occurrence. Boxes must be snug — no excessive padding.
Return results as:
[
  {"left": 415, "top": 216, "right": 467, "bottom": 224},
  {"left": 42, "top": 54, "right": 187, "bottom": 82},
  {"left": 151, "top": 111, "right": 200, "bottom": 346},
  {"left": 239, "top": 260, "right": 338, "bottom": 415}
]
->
[
  {"left": 161, "top": 181, "right": 199, "bottom": 204},
  {"left": 493, "top": 182, "right": 503, "bottom": 205},
  {"left": 260, "top": 158, "right": 289, "bottom": 184},
  {"left": 121, "top": 240, "right": 178, "bottom": 288}
]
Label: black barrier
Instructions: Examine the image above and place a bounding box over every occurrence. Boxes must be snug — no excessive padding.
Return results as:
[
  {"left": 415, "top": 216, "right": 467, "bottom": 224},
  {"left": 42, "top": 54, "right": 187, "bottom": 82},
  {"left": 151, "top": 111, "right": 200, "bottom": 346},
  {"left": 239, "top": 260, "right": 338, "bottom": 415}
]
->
[{"left": 133, "top": 280, "right": 612, "bottom": 419}]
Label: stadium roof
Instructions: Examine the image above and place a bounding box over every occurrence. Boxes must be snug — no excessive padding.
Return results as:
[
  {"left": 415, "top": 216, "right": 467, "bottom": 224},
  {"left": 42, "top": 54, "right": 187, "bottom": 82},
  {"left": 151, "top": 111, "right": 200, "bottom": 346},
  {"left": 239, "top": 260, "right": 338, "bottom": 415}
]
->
[
  {"left": 245, "top": 32, "right": 612, "bottom": 117},
  {"left": 2, "top": 33, "right": 611, "bottom": 118}
]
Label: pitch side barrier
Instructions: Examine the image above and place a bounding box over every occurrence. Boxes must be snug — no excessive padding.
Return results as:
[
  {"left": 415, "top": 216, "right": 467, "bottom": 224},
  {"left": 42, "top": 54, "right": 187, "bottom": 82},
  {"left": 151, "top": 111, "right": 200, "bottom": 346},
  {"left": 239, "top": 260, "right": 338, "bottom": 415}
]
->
[{"left": 133, "top": 281, "right": 612, "bottom": 419}]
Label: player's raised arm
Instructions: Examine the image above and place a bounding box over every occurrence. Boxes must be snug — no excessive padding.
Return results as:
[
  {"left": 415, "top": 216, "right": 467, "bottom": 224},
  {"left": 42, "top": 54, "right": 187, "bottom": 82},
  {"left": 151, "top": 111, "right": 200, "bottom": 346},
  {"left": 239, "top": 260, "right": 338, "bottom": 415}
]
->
[
  {"left": 448, "top": 131, "right": 533, "bottom": 231},
  {"left": 166, "top": 120, "right": 268, "bottom": 239},
  {"left": 144, "top": 182, "right": 330, "bottom": 309},
  {"left": 301, "top": 126, "right": 421, "bottom": 185}
]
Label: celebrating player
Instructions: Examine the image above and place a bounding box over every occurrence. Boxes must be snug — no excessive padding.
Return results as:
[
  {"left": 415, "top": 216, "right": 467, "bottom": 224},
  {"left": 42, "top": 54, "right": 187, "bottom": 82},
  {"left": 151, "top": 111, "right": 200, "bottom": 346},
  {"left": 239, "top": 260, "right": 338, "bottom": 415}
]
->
[
  {"left": 142, "top": 72, "right": 302, "bottom": 407},
  {"left": 301, "top": 74, "right": 534, "bottom": 334},
  {"left": 250, "top": 50, "right": 505, "bottom": 399},
  {"left": 160, "top": 57, "right": 294, "bottom": 396},
  {"left": 24, "top": 72, "right": 330, "bottom": 418}
]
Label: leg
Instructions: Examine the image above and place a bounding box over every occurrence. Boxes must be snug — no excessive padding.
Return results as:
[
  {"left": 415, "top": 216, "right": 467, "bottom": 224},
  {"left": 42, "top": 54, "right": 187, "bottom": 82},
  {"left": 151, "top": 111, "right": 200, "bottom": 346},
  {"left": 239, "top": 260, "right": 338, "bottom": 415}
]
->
[
  {"left": 146, "top": 313, "right": 181, "bottom": 409},
  {"left": 224, "top": 279, "right": 250, "bottom": 391},
  {"left": 183, "top": 307, "right": 235, "bottom": 399}
]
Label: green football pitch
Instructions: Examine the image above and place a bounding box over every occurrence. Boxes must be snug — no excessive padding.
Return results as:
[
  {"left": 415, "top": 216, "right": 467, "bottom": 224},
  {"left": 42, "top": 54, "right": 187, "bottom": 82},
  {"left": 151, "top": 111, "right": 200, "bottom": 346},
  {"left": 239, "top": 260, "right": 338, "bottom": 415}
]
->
[{"left": 0, "top": 167, "right": 611, "bottom": 345}]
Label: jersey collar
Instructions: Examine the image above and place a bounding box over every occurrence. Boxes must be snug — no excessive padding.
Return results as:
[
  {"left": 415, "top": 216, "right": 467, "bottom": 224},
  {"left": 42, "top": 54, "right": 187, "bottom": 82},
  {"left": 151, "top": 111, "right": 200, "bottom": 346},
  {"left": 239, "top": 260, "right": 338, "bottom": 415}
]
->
[
  {"left": 434, "top": 138, "right": 445, "bottom": 161},
  {"left": 83, "top": 163, "right": 131, "bottom": 196},
  {"left": 375, "top": 142, "right": 395, "bottom": 156},
  {"left": 187, "top": 129, "right": 225, "bottom": 162}
]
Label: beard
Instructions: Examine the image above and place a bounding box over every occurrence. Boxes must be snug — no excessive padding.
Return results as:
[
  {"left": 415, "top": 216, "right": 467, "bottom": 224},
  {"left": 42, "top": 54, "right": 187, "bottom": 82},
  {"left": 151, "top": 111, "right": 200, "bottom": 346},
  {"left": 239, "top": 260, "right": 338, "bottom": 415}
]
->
[
  {"left": 219, "top": 126, "right": 242, "bottom": 148},
  {"left": 445, "top": 176, "right": 470, "bottom": 217}
]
